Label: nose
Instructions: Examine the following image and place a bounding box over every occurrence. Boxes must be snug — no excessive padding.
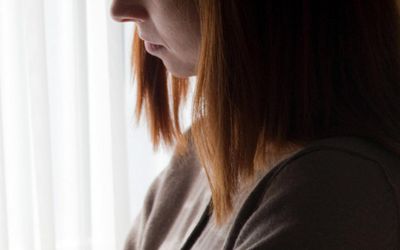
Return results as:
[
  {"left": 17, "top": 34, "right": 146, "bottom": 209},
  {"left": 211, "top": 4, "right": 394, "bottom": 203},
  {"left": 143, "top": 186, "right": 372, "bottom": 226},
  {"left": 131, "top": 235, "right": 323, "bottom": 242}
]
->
[{"left": 110, "top": 1, "right": 148, "bottom": 23}]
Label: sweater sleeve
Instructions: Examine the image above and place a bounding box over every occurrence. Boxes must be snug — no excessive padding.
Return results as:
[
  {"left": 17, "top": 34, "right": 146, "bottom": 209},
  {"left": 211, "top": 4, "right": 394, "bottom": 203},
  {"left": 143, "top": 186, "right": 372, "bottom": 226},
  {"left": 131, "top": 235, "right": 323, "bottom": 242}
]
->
[{"left": 232, "top": 149, "right": 399, "bottom": 250}]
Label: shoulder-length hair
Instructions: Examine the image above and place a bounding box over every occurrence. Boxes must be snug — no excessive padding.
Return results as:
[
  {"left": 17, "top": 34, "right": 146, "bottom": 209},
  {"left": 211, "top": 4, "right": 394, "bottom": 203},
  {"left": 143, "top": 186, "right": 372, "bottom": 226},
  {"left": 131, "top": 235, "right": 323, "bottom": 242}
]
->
[{"left": 132, "top": 0, "right": 400, "bottom": 224}]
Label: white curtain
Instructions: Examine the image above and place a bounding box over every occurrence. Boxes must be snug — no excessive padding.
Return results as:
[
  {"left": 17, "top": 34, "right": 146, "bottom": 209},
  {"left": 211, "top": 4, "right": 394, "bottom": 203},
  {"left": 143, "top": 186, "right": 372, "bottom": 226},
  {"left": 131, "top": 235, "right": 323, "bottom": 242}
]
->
[{"left": 0, "top": 0, "right": 192, "bottom": 249}]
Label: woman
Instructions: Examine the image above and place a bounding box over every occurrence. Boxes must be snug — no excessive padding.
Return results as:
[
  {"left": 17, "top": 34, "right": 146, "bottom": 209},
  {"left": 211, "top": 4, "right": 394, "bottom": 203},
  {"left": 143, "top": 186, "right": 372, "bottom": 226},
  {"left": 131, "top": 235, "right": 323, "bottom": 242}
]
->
[{"left": 111, "top": 0, "right": 400, "bottom": 249}]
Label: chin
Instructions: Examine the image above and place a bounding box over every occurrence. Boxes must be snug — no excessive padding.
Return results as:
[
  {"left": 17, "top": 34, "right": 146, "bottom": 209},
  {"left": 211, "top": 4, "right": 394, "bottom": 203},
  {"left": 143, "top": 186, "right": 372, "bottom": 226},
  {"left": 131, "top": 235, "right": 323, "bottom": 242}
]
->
[
  {"left": 170, "top": 71, "right": 197, "bottom": 78},
  {"left": 164, "top": 60, "right": 197, "bottom": 78}
]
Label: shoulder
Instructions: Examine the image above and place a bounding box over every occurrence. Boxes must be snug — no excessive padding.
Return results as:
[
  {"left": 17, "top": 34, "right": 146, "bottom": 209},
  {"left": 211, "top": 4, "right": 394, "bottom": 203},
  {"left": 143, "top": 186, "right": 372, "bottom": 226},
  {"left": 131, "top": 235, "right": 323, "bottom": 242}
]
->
[
  {"left": 230, "top": 136, "right": 400, "bottom": 250},
  {"left": 265, "top": 136, "right": 400, "bottom": 207}
]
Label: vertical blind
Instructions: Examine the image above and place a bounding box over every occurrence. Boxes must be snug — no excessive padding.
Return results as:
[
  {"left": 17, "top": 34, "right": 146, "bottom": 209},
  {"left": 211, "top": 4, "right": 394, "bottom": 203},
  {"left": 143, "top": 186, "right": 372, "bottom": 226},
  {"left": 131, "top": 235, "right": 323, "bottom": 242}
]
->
[{"left": 0, "top": 0, "right": 192, "bottom": 249}]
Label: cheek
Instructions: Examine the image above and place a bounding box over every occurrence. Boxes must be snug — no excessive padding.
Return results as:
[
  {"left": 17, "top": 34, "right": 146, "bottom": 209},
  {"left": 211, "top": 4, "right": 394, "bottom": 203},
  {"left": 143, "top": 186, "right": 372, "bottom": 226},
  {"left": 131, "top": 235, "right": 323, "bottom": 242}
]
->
[
  {"left": 153, "top": 7, "right": 200, "bottom": 57},
  {"left": 149, "top": 5, "right": 200, "bottom": 75},
  {"left": 166, "top": 23, "right": 200, "bottom": 61},
  {"left": 158, "top": 32, "right": 199, "bottom": 77},
  {"left": 158, "top": 28, "right": 197, "bottom": 60}
]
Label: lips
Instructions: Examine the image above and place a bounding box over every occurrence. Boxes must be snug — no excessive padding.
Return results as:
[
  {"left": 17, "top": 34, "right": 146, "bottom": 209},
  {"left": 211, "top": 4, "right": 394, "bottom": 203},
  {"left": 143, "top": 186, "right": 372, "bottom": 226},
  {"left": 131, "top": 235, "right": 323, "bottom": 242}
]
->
[
  {"left": 138, "top": 34, "right": 162, "bottom": 46},
  {"left": 138, "top": 33, "right": 165, "bottom": 53},
  {"left": 144, "top": 41, "right": 164, "bottom": 53}
]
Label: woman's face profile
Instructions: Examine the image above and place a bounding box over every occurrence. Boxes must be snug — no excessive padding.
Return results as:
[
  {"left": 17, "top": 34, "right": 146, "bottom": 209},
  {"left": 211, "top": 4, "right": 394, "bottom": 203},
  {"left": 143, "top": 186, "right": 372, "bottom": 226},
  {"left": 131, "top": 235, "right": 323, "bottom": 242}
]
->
[{"left": 111, "top": 0, "right": 201, "bottom": 77}]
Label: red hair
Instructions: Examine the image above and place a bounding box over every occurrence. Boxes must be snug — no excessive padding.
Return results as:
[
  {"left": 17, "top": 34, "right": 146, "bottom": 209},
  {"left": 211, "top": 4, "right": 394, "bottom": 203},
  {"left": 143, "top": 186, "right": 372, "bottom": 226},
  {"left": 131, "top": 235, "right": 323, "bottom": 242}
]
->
[{"left": 132, "top": 0, "right": 400, "bottom": 224}]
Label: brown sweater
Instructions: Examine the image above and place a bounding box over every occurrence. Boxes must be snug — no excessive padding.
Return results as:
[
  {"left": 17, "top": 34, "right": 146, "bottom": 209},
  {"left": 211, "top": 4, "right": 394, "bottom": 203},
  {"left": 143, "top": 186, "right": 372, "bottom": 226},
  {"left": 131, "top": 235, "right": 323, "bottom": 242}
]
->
[{"left": 124, "top": 132, "right": 400, "bottom": 250}]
